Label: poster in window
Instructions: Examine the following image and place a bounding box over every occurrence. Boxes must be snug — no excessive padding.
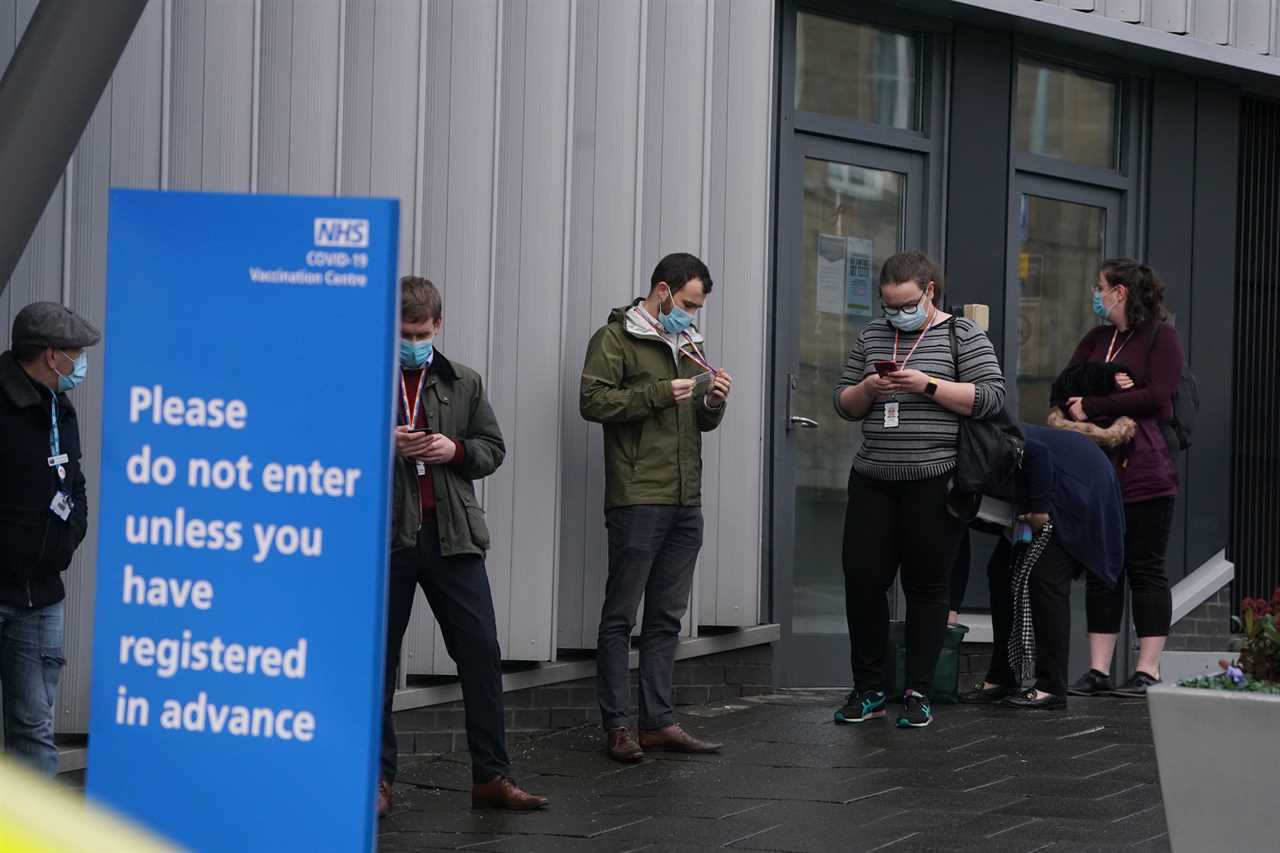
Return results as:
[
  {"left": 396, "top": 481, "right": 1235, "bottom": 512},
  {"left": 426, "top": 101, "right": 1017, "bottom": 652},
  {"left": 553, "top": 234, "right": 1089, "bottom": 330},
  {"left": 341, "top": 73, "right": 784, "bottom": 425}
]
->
[
  {"left": 845, "top": 237, "right": 874, "bottom": 316},
  {"left": 816, "top": 233, "right": 847, "bottom": 315}
]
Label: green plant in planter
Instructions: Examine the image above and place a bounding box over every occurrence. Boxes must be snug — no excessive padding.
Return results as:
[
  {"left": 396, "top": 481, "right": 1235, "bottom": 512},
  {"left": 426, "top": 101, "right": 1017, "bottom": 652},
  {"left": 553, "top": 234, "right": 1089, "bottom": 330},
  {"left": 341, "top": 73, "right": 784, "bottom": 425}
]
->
[{"left": 1179, "top": 588, "right": 1280, "bottom": 694}]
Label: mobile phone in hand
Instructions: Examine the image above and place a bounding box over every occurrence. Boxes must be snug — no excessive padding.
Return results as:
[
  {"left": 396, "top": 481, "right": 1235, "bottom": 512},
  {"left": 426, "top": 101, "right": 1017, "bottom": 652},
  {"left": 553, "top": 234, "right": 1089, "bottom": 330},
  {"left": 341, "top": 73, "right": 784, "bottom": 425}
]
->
[
  {"left": 874, "top": 360, "right": 899, "bottom": 377},
  {"left": 405, "top": 426, "right": 435, "bottom": 435}
]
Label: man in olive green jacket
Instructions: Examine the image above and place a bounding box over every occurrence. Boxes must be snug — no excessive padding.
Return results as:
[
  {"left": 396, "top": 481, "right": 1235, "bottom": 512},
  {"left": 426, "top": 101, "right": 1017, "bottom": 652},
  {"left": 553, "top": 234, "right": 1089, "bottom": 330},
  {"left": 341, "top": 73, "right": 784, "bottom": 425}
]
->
[
  {"left": 379, "top": 277, "right": 546, "bottom": 817},
  {"left": 580, "top": 252, "right": 733, "bottom": 763}
]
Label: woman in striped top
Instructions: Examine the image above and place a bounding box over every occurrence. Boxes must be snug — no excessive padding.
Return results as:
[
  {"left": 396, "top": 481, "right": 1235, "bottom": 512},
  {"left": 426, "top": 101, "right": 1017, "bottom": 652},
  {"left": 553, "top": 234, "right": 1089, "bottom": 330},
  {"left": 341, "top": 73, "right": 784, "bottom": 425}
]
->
[{"left": 831, "top": 251, "right": 1006, "bottom": 729}]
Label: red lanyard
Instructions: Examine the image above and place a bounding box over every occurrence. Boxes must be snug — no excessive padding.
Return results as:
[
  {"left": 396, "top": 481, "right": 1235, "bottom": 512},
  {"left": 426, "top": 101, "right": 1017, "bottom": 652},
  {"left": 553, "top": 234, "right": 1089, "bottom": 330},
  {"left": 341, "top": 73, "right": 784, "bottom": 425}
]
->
[
  {"left": 892, "top": 309, "right": 938, "bottom": 369},
  {"left": 641, "top": 313, "right": 715, "bottom": 372},
  {"left": 399, "top": 369, "right": 428, "bottom": 428},
  {"left": 1105, "top": 327, "right": 1134, "bottom": 364}
]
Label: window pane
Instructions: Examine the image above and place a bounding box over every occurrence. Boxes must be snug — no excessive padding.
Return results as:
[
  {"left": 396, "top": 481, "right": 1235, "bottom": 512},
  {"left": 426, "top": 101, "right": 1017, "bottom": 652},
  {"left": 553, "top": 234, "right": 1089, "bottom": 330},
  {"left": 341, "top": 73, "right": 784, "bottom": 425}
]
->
[
  {"left": 795, "top": 12, "right": 921, "bottom": 130},
  {"left": 1015, "top": 59, "right": 1118, "bottom": 169},
  {"left": 1016, "top": 194, "right": 1107, "bottom": 423},
  {"left": 793, "top": 158, "right": 905, "bottom": 634}
]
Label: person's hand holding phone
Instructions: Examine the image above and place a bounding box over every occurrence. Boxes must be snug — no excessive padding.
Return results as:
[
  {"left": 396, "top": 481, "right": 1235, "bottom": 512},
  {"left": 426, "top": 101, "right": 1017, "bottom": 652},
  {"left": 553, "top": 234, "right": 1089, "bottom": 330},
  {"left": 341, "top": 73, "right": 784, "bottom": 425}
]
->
[
  {"left": 884, "top": 368, "right": 929, "bottom": 395},
  {"left": 1114, "top": 372, "right": 1135, "bottom": 391},
  {"left": 394, "top": 425, "right": 431, "bottom": 459},
  {"left": 419, "top": 433, "right": 459, "bottom": 464},
  {"left": 861, "top": 371, "right": 893, "bottom": 397}
]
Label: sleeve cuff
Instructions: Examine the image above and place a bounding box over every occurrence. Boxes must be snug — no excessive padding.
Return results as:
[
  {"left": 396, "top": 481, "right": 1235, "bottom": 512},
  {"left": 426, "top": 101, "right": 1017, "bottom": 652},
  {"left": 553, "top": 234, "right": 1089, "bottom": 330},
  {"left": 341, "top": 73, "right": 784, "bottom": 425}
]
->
[{"left": 450, "top": 439, "right": 466, "bottom": 465}]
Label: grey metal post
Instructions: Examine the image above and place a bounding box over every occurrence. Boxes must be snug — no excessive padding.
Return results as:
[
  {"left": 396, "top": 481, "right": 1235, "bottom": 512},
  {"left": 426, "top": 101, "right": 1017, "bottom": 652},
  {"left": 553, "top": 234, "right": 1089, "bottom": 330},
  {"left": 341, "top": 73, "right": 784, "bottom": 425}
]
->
[{"left": 0, "top": 0, "right": 150, "bottom": 296}]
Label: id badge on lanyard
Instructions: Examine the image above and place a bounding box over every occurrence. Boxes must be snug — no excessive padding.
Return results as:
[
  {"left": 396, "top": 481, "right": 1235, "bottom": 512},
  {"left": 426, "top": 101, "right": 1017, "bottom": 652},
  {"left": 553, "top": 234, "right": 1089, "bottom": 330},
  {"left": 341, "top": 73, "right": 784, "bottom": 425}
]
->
[
  {"left": 400, "top": 370, "right": 429, "bottom": 476},
  {"left": 48, "top": 398, "right": 72, "bottom": 519}
]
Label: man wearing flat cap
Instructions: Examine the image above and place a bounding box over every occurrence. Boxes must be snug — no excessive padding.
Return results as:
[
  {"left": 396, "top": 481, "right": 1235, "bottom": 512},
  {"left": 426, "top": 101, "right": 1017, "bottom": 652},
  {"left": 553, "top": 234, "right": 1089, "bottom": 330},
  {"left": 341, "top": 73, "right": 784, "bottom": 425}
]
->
[{"left": 0, "top": 302, "right": 100, "bottom": 774}]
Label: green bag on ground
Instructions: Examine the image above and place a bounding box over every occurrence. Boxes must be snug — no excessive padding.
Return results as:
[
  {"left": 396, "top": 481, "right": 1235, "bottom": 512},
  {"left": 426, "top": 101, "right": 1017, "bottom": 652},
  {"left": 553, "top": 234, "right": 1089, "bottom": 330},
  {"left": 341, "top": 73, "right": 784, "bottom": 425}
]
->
[{"left": 885, "top": 620, "right": 970, "bottom": 704}]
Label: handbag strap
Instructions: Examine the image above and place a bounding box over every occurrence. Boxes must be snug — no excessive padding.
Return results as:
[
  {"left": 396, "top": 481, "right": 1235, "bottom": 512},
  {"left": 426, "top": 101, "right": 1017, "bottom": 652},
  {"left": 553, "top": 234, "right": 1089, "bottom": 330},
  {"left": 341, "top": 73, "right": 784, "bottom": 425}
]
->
[{"left": 948, "top": 316, "right": 959, "bottom": 381}]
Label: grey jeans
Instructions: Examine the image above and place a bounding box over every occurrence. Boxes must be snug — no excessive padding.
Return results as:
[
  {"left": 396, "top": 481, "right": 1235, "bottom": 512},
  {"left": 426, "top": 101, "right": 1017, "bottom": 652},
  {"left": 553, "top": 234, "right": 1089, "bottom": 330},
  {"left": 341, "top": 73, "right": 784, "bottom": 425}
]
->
[{"left": 596, "top": 505, "right": 702, "bottom": 731}]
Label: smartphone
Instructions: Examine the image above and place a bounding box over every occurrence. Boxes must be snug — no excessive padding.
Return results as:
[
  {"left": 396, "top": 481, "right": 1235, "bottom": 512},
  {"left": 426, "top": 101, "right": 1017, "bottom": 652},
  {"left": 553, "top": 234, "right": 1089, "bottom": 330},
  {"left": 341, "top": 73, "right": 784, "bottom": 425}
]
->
[
  {"left": 405, "top": 426, "right": 435, "bottom": 435},
  {"left": 874, "top": 360, "right": 899, "bottom": 377}
]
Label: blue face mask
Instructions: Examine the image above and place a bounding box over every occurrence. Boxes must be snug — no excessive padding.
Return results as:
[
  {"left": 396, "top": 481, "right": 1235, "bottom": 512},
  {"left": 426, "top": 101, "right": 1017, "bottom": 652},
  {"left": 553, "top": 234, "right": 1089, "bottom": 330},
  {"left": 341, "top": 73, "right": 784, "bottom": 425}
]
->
[
  {"left": 659, "top": 288, "right": 695, "bottom": 336},
  {"left": 885, "top": 292, "right": 932, "bottom": 333},
  {"left": 56, "top": 351, "right": 87, "bottom": 393},
  {"left": 1092, "top": 289, "right": 1111, "bottom": 320},
  {"left": 400, "top": 338, "right": 433, "bottom": 368}
]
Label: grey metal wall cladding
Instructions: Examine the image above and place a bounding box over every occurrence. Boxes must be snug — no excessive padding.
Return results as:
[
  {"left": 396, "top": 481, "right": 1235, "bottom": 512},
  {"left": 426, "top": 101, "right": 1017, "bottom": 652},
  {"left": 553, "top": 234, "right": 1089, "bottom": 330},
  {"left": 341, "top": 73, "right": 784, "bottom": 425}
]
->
[
  {"left": 1230, "top": 96, "right": 1280, "bottom": 610},
  {"left": 1, "top": 0, "right": 772, "bottom": 727},
  {"left": 959, "top": 0, "right": 1280, "bottom": 63}
]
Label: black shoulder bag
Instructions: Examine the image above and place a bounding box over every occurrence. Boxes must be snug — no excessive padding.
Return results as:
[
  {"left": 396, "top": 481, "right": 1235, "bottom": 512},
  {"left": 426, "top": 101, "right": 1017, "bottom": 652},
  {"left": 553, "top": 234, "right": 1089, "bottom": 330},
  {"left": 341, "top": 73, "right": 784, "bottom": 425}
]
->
[{"left": 948, "top": 318, "right": 1024, "bottom": 508}]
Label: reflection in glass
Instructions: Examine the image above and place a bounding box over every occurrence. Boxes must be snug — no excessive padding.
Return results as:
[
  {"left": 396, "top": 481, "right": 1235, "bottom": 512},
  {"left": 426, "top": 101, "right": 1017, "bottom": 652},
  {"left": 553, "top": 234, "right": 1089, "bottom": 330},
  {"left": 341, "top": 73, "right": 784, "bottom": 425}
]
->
[
  {"left": 795, "top": 12, "right": 920, "bottom": 130},
  {"left": 1016, "top": 194, "right": 1106, "bottom": 424},
  {"left": 1015, "top": 58, "right": 1118, "bottom": 169},
  {"left": 793, "top": 158, "right": 905, "bottom": 635}
]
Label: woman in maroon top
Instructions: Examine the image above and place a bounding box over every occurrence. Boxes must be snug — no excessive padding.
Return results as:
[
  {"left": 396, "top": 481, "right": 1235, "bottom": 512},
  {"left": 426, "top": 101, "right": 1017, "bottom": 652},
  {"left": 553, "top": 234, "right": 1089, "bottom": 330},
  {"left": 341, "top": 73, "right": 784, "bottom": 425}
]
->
[{"left": 1056, "top": 259, "right": 1183, "bottom": 698}]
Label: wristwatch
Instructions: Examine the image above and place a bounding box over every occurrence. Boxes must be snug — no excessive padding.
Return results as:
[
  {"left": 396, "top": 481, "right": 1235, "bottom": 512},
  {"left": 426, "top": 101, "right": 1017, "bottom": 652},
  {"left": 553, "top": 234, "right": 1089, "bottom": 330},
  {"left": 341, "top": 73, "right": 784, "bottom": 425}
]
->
[{"left": 924, "top": 377, "right": 939, "bottom": 397}]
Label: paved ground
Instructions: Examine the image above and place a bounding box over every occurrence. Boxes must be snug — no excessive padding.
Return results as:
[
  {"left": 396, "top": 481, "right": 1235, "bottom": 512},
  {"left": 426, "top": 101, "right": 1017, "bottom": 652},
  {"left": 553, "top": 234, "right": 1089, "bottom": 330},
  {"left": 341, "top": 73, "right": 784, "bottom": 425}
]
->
[{"left": 377, "top": 690, "right": 1170, "bottom": 853}]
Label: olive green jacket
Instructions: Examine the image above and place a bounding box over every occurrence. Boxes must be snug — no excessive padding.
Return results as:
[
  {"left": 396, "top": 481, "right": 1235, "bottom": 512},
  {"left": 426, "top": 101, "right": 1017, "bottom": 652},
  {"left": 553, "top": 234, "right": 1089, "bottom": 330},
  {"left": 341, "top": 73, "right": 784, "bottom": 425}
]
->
[
  {"left": 580, "top": 301, "right": 726, "bottom": 509},
  {"left": 391, "top": 352, "right": 504, "bottom": 556}
]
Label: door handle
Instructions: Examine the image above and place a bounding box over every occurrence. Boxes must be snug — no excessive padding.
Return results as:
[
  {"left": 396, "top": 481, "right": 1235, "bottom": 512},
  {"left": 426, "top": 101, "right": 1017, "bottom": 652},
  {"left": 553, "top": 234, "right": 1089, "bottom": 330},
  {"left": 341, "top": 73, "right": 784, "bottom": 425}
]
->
[{"left": 785, "top": 373, "right": 819, "bottom": 432}]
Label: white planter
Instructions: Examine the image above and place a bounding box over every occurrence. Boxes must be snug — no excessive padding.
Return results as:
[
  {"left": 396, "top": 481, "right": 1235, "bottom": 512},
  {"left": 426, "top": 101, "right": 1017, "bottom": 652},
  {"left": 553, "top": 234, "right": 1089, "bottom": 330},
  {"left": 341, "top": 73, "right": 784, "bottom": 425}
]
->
[{"left": 1148, "top": 683, "right": 1280, "bottom": 853}]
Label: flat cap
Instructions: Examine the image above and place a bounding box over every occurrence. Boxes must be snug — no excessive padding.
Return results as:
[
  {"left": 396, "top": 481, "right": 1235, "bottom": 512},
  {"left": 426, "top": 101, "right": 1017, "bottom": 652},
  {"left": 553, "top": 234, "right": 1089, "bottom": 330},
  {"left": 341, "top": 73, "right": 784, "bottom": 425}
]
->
[{"left": 12, "top": 302, "right": 102, "bottom": 350}]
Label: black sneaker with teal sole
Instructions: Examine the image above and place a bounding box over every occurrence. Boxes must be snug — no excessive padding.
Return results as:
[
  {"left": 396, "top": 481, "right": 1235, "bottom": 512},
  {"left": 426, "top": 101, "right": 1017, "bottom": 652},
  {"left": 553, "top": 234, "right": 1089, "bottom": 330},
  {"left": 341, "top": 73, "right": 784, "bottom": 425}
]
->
[
  {"left": 896, "top": 690, "right": 933, "bottom": 728},
  {"left": 834, "top": 690, "right": 886, "bottom": 724}
]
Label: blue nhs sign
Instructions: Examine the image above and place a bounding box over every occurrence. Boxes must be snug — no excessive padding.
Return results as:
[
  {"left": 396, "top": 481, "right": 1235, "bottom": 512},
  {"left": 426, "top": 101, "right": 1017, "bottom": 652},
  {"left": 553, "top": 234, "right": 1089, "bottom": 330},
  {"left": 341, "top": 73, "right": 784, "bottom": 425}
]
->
[{"left": 90, "top": 190, "right": 398, "bottom": 852}]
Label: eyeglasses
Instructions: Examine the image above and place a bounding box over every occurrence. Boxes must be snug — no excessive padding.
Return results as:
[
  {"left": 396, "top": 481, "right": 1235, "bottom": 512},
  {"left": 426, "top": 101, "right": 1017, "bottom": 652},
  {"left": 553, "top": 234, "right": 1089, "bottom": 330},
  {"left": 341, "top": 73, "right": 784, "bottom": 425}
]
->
[{"left": 882, "top": 292, "right": 930, "bottom": 317}]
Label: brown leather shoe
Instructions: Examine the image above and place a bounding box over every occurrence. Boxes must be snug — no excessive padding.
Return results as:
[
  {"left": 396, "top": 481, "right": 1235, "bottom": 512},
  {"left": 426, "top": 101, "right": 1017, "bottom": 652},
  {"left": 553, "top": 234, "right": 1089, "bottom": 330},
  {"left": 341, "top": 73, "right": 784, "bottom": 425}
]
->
[
  {"left": 376, "top": 779, "right": 392, "bottom": 818},
  {"left": 638, "top": 723, "right": 722, "bottom": 754},
  {"left": 471, "top": 776, "right": 549, "bottom": 811},
  {"left": 606, "top": 726, "right": 644, "bottom": 764}
]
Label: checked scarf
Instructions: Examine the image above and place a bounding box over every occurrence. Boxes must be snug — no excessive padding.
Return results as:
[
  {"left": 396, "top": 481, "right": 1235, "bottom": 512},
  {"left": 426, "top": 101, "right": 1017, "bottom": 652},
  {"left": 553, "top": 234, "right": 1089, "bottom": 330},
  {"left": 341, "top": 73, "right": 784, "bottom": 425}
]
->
[{"left": 1007, "top": 520, "right": 1054, "bottom": 683}]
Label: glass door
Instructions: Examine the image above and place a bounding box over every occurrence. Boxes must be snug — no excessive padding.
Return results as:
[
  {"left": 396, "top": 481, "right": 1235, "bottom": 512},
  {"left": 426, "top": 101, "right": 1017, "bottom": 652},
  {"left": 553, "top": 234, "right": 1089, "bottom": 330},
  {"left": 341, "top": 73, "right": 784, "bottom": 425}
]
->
[
  {"left": 1004, "top": 174, "right": 1122, "bottom": 673},
  {"left": 773, "top": 136, "right": 925, "bottom": 686},
  {"left": 1006, "top": 175, "right": 1122, "bottom": 422}
]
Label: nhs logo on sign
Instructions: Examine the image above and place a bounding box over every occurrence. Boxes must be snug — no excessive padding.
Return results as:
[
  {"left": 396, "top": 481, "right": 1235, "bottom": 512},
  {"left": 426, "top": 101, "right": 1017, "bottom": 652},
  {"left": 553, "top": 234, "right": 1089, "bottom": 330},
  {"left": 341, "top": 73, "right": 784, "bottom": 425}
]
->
[{"left": 314, "top": 218, "right": 370, "bottom": 248}]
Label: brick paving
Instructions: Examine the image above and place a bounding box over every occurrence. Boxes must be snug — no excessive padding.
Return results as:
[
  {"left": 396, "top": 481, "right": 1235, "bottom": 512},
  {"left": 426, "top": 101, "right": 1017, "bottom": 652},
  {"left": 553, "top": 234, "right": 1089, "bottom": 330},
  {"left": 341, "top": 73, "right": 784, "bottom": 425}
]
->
[{"left": 377, "top": 689, "right": 1170, "bottom": 853}]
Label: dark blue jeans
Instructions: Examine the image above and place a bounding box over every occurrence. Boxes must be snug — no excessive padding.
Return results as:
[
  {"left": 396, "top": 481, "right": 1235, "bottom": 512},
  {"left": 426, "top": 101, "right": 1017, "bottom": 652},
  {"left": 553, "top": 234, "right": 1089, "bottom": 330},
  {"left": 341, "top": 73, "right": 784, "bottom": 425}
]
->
[
  {"left": 0, "top": 600, "right": 65, "bottom": 775},
  {"left": 380, "top": 523, "right": 509, "bottom": 784},
  {"left": 596, "top": 505, "right": 702, "bottom": 731}
]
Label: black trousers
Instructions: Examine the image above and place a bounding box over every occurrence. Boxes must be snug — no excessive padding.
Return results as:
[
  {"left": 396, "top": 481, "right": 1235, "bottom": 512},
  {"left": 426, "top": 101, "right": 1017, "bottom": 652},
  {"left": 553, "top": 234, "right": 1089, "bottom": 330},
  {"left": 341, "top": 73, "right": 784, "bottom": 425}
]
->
[
  {"left": 1086, "top": 497, "right": 1175, "bottom": 638},
  {"left": 381, "top": 523, "right": 509, "bottom": 785},
  {"left": 986, "top": 536, "right": 1078, "bottom": 697},
  {"left": 950, "top": 529, "right": 972, "bottom": 612},
  {"left": 842, "top": 473, "right": 965, "bottom": 696}
]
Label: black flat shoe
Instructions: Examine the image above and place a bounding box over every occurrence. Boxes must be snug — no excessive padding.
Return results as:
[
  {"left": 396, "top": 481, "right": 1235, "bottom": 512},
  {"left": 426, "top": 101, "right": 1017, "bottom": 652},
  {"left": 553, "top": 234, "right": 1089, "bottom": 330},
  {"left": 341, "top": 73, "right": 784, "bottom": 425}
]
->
[
  {"left": 1067, "top": 669, "right": 1114, "bottom": 697},
  {"left": 1003, "top": 689, "right": 1067, "bottom": 710},
  {"left": 959, "top": 681, "right": 1017, "bottom": 704}
]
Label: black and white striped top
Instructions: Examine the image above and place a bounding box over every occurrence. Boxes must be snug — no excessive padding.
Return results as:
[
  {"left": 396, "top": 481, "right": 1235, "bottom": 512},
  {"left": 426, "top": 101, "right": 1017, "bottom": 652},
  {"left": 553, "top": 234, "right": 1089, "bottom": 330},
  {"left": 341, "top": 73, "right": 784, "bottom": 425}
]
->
[{"left": 833, "top": 317, "right": 1006, "bottom": 481}]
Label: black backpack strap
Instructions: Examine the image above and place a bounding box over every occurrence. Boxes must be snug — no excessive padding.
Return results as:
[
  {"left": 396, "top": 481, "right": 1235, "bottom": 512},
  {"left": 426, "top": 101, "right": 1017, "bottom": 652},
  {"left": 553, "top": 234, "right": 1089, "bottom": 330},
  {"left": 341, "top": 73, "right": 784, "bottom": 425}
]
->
[{"left": 1144, "top": 320, "right": 1164, "bottom": 375}]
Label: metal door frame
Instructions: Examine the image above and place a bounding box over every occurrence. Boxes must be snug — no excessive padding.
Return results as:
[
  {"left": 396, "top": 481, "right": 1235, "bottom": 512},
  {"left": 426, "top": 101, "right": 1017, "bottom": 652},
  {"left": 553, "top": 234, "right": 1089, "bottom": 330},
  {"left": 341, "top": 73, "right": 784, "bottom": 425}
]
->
[{"left": 771, "top": 135, "right": 928, "bottom": 687}]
